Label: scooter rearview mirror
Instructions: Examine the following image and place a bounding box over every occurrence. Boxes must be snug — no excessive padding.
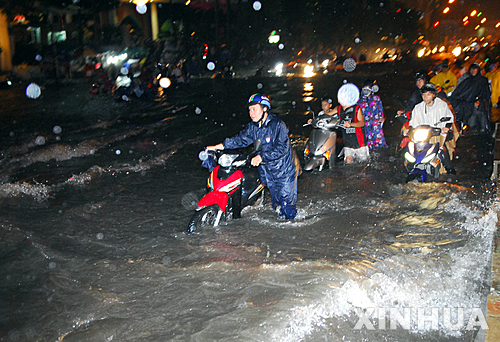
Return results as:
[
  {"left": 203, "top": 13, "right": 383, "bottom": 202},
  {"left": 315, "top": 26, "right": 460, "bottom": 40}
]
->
[{"left": 253, "top": 139, "right": 263, "bottom": 152}]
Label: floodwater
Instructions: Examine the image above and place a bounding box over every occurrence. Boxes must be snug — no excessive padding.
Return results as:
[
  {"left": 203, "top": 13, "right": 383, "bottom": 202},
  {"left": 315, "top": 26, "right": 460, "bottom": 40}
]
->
[{"left": 0, "top": 67, "right": 498, "bottom": 342}]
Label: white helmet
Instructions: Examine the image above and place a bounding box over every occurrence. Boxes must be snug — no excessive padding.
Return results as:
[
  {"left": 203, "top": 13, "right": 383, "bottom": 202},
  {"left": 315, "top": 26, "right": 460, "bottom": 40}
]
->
[{"left": 337, "top": 83, "right": 360, "bottom": 107}]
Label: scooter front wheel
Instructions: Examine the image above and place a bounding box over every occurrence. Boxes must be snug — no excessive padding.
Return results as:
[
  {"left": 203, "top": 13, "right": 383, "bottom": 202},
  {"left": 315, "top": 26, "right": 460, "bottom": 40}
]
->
[{"left": 186, "top": 205, "right": 222, "bottom": 234}]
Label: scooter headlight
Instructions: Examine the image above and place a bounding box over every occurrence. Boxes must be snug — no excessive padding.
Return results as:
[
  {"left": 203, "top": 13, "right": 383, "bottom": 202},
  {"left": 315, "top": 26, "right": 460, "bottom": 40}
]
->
[
  {"left": 219, "top": 154, "right": 238, "bottom": 167},
  {"left": 413, "top": 128, "right": 429, "bottom": 142},
  {"left": 404, "top": 152, "right": 416, "bottom": 163}
]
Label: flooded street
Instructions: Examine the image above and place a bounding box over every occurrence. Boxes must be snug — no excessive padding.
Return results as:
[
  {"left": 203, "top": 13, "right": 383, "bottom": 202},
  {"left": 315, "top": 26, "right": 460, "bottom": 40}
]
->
[{"left": 0, "top": 67, "right": 498, "bottom": 341}]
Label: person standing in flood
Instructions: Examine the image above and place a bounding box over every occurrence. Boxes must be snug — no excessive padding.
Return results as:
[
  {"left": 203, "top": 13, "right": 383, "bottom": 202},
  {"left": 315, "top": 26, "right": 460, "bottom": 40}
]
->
[
  {"left": 358, "top": 79, "right": 387, "bottom": 150},
  {"left": 206, "top": 94, "right": 299, "bottom": 220},
  {"left": 331, "top": 83, "right": 368, "bottom": 164}
]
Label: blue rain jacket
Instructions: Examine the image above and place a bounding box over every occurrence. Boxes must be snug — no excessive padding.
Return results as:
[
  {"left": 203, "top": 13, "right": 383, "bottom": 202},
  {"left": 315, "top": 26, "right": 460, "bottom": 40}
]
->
[{"left": 222, "top": 113, "right": 297, "bottom": 185}]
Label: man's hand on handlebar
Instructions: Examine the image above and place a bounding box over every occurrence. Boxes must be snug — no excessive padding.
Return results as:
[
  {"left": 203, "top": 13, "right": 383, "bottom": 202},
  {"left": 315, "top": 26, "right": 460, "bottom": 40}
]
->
[
  {"left": 206, "top": 143, "right": 224, "bottom": 151},
  {"left": 251, "top": 154, "right": 262, "bottom": 166},
  {"left": 441, "top": 127, "right": 450, "bottom": 134}
]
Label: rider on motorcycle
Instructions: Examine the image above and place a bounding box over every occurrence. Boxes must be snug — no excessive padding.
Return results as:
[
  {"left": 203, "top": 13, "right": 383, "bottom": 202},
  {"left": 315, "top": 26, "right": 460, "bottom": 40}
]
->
[
  {"left": 406, "top": 83, "right": 457, "bottom": 175},
  {"left": 449, "top": 63, "right": 492, "bottom": 132},
  {"left": 206, "top": 94, "right": 299, "bottom": 220},
  {"left": 307, "top": 95, "right": 337, "bottom": 124}
]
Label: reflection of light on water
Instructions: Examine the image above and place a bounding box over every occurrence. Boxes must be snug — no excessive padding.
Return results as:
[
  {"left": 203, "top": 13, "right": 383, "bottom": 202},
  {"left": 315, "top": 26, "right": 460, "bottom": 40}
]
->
[{"left": 303, "top": 82, "right": 314, "bottom": 92}]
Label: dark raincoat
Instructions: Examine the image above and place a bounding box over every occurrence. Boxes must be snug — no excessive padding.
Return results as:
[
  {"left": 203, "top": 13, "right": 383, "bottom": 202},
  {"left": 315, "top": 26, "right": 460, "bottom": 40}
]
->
[
  {"left": 449, "top": 66, "right": 491, "bottom": 129},
  {"left": 223, "top": 113, "right": 298, "bottom": 219}
]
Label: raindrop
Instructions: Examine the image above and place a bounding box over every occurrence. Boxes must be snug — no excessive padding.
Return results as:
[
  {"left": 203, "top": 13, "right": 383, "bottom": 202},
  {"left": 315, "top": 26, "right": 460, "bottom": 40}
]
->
[
  {"left": 56, "top": 136, "right": 61, "bottom": 141},
  {"left": 343, "top": 79, "right": 348, "bottom": 83},
  {"left": 355, "top": 37, "right": 361, "bottom": 43},
  {"left": 26, "top": 83, "right": 41, "bottom": 99},
  {"left": 232, "top": 113, "right": 236, "bottom": 117},
  {"left": 120, "top": 67, "right": 129, "bottom": 75},
  {"left": 291, "top": 101, "right": 296, "bottom": 106},
  {"left": 48, "top": 262, "right": 57, "bottom": 269},
  {"left": 115, "top": 150, "right": 121, "bottom": 155},
  {"left": 52, "top": 125, "right": 62, "bottom": 134},
  {"left": 35, "top": 136, "right": 46, "bottom": 145},
  {"left": 96, "top": 233, "right": 104, "bottom": 240},
  {"left": 136, "top": 4, "right": 147, "bottom": 14},
  {"left": 9, "top": 132, "right": 15, "bottom": 137},
  {"left": 35, "top": 54, "right": 42, "bottom": 61},
  {"left": 253, "top": 1, "right": 262, "bottom": 11},
  {"left": 284, "top": 83, "right": 288, "bottom": 87},
  {"left": 278, "top": 43, "right": 285, "bottom": 50},
  {"left": 195, "top": 107, "right": 202, "bottom": 114},
  {"left": 379, "top": 2, "right": 384, "bottom": 7},
  {"left": 207, "top": 61, "right": 216, "bottom": 70},
  {"left": 484, "top": 162, "right": 487, "bottom": 166},
  {"left": 141, "top": 170, "right": 147, "bottom": 176},
  {"left": 343, "top": 58, "right": 357, "bottom": 72},
  {"left": 257, "top": 83, "right": 263, "bottom": 89},
  {"left": 220, "top": 123, "right": 224, "bottom": 126}
]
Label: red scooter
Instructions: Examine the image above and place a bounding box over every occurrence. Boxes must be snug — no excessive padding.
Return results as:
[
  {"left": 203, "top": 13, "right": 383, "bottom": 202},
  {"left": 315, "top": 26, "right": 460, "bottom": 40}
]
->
[{"left": 186, "top": 140, "right": 265, "bottom": 234}]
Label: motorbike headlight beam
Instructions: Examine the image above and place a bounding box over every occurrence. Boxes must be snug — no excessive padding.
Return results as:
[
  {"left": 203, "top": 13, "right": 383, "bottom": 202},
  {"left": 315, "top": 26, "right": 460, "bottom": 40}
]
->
[
  {"left": 413, "top": 129, "right": 430, "bottom": 142},
  {"left": 218, "top": 154, "right": 238, "bottom": 167}
]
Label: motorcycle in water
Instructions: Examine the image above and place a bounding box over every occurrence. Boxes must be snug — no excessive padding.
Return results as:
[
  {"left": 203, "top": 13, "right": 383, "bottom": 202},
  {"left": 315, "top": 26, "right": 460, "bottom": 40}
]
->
[
  {"left": 186, "top": 140, "right": 265, "bottom": 234},
  {"left": 403, "top": 117, "right": 453, "bottom": 182},
  {"left": 303, "top": 112, "right": 343, "bottom": 171}
]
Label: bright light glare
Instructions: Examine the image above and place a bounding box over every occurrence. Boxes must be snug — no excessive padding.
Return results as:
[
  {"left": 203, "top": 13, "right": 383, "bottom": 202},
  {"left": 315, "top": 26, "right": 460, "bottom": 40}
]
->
[
  {"left": 452, "top": 46, "right": 461, "bottom": 57},
  {"left": 439, "top": 46, "right": 445, "bottom": 52},
  {"left": 443, "top": 7, "right": 450, "bottom": 14},
  {"left": 496, "top": 22, "right": 500, "bottom": 28},
  {"left": 414, "top": 129, "right": 429, "bottom": 142},
  {"left": 322, "top": 59, "right": 329, "bottom": 68},
  {"left": 303, "top": 65, "right": 315, "bottom": 78},
  {"left": 159, "top": 77, "right": 171, "bottom": 88},
  {"left": 275, "top": 63, "right": 283, "bottom": 76},
  {"left": 448, "top": 0, "right": 455, "bottom": 3},
  {"left": 471, "top": 10, "right": 477, "bottom": 16},
  {"left": 417, "top": 48, "right": 425, "bottom": 58},
  {"left": 268, "top": 33, "right": 280, "bottom": 44},
  {"left": 432, "top": 47, "right": 438, "bottom": 54},
  {"left": 481, "top": 18, "right": 486, "bottom": 24},
  {"left": 375, "top": 48, "right": 381, "bottom": 53}
]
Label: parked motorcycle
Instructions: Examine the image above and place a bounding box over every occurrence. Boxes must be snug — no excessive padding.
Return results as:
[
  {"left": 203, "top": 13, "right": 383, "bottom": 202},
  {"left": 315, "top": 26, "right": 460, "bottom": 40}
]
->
[
  {"left": 186, "top": 140, "right": 265, "bottom": 234},
  {"left": 303, "top": 113, "right": 343, "bottom": 171},
  {"left": 403, "top": 117, "right": 453, "bottom": 182}
]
